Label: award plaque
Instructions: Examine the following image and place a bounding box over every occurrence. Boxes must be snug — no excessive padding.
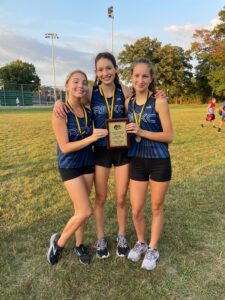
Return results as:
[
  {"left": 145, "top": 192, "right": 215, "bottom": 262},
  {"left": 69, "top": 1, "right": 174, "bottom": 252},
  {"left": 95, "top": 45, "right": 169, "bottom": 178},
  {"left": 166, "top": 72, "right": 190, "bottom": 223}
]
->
[{"left": 106, "top": 118, "right": 129, "bottom": 149}]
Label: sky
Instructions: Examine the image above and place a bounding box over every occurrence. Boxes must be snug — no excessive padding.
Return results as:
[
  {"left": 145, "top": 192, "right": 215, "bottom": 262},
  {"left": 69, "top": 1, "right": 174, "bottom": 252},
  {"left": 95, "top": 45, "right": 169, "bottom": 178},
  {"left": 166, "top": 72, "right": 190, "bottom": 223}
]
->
[{"left": 0, "top": 0, "right": 224, "bottom": 87}]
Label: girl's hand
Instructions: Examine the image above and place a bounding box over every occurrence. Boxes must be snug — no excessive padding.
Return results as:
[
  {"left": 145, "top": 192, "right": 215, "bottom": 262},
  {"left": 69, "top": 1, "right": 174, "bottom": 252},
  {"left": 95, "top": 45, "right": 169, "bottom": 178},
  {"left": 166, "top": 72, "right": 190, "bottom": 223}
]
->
[
  {"left": 155, "top": 90, "right": 167, "bottom": 102},
  {"left": 91, "top": 128, "right": 108, "bottom": 141},
  {"left": 126, "top": 122, "right": 141, "bottom": 135},
  {"left": 53, "top": 100, "right": 68, "bottom": 118}
]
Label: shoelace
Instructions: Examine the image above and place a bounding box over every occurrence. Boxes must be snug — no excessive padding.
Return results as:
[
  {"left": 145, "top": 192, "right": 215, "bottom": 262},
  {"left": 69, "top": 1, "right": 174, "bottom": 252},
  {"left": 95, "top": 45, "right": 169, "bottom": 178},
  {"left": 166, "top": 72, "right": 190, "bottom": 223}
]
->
[
  {"left": 133, "top": 242, "right": 146, "bottom": 253},
  {"left": 97, "top": 238, "right": 107, "bottom": 250},
  {"left": 117, "top": 236, "right": 128, "bottom": 248},
  {"left": 145, "top": 248, "right": 157, "bottom": 260}
]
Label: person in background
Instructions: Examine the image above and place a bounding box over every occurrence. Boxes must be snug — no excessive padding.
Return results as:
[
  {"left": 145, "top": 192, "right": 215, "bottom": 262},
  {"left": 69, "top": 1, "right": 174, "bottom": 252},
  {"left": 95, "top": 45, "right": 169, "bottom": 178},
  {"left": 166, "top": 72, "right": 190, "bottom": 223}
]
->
[
  {"left": 47, "top": 70, "right": 107, "bottom": 265},
  {"left": 218, "top": 101, "right": 225, "bottom": 132},
  {"left": 201, "top": 98, "right": 216, "bottom": 128},
  {"left": 126, "top": 58, "right": 173, "bottom": 270}
]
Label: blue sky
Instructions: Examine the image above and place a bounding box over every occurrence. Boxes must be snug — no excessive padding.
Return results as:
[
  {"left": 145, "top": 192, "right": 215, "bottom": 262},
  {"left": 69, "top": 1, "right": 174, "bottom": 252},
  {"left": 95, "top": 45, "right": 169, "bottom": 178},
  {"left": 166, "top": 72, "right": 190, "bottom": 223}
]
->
[{"left": 0, "top": 0, "right": 224, "bottom": 87}]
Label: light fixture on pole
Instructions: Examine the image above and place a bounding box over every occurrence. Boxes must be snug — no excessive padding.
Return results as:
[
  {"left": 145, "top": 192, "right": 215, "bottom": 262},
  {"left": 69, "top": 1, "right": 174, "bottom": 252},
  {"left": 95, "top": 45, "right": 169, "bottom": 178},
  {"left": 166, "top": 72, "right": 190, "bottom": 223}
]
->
[
  {"left": 108, "top": 6, "right": 114, "bottom": 54},
  {"left": 45, "top": 33, "right": 59, "bottom": 101}
]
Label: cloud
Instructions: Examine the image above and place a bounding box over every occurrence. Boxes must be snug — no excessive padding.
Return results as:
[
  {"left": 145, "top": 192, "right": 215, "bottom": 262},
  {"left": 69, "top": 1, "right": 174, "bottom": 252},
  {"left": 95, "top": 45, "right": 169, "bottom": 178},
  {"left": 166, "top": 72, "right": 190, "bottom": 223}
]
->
[
  {"left": 0, "top": 27, "right": 96, "bottom": 86},
  {"left": 163, "top": 17, "right": 221, "bottom": 49}
]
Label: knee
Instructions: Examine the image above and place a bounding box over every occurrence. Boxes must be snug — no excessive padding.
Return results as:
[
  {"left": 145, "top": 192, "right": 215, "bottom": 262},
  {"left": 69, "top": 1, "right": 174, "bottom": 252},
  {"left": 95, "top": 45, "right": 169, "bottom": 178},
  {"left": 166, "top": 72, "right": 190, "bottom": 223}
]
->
[
  {"left": 116, "top": 194, "right": 127, "bottom": 208},
  {"left": 77, "top": 209, "right": 93, "bottom": 222},
  {"left": 95, "top": 193, "right": 107, "bottom": 207},
  {"left": 132, "top": 208, "right": 144, "bottom": 220},
  {"left": 151, "top": 203, "right": 164, "bottom": 216}
]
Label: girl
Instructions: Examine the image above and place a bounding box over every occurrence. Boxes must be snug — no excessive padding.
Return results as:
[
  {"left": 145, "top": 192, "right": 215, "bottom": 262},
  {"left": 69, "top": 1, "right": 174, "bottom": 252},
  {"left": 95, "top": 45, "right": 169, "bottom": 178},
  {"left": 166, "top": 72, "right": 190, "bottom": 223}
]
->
[
  {"left": 53, "top": 53, "right": 131, "bottom": 258},
  {"left": 126, "top": 58, "right": 173, "bottom": 270},
  {"left": 47, "top": 70, "right": 107, "bottom": 265},
  {"left": 201, "top": 98, "right": 216, "bottom": 128},
  {"left": 218, "top": 101, "right": 225, "bottom": 132}
]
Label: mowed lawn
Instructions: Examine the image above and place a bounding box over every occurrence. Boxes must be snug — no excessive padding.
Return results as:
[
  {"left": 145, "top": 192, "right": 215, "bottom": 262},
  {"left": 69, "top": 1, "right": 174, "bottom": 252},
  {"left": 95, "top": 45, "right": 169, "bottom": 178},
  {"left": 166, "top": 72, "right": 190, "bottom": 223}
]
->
[{"left": 0, "top": 105, "right": 225, "bottom": 300}]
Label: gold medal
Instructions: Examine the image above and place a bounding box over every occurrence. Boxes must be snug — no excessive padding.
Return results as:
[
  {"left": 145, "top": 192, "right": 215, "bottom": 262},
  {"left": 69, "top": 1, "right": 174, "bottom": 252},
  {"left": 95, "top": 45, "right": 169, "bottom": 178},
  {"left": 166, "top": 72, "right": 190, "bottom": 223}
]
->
[{"left": 135, "top": 136, "right": 141, "bottom": 143}]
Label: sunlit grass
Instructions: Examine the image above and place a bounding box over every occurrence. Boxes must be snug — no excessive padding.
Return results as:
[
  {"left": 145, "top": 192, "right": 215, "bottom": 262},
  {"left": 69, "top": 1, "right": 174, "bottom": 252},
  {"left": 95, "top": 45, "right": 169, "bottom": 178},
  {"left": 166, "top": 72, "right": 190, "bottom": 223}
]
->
[{"left": 1, "top": 105, "right": 225, "bottom": 299}]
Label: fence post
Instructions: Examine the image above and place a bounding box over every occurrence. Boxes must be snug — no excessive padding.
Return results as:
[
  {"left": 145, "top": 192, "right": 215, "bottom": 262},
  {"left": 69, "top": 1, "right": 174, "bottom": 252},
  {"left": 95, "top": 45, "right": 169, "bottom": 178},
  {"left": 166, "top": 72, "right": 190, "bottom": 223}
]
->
[
  {"left": 3, "top": 84, "right": 6, "bottom": 106},
  {"left": 21, "top": 84, "right": 24, "bottom": 106}
]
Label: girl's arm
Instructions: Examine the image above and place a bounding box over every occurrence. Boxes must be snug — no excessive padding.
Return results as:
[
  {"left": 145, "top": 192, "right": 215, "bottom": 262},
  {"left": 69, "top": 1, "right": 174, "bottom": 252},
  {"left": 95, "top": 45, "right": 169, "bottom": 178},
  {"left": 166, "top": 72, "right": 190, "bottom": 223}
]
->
[
  {"left": 121, "top": 84, "right": 132, "bottom": 100},
  {"left": 124, "top": 97, "right": 130, "bottom": 115},
  {"left": 52, "top": 113, "right": 108, "bottom": 154},
  {"left": 53, "top": 87, "right": 93, "bottom": 118},
  {"left": 126, "top": 99, "right": 174, "bottom": 144}
]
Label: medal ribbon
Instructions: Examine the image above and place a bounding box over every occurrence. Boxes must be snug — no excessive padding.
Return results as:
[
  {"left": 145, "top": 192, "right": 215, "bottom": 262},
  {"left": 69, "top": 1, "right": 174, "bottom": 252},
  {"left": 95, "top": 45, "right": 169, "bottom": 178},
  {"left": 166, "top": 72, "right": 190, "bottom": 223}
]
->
[
  {"left": 66, "top": 100, "right": 88, "bottom": 135},
  {"left": 101, "top": 86, "right": 115, "bottom": 119},
  {"left": 132, "top": 91, "right": 152, "bottom": 126}
]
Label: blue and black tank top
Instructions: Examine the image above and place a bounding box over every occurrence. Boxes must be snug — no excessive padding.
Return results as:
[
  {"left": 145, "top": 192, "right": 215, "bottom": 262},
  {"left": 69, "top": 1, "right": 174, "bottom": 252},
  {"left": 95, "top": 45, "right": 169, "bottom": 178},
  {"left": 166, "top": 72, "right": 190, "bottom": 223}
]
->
[
  {"left": 128, "top": 94, "right": 170, "bottom": 159},
  {"left": 91, "top": 84, "right": 126, "bottom": 147},
  {"left": 57, "top": 107, "right": 94, "bottom": 168}
]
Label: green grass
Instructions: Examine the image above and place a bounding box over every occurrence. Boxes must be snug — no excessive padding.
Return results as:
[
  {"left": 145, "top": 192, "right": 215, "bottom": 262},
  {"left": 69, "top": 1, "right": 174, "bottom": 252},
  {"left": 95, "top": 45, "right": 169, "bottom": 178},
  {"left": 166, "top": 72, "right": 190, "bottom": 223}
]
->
[{"left": 1, "top": 105, "right": 225, "bottom": 300}]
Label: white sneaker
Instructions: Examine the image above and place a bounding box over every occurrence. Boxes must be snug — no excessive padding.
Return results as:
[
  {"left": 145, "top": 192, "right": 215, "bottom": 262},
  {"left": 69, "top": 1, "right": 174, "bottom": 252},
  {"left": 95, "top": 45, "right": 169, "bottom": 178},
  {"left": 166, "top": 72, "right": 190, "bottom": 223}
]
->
[
  {"left": 141, "top": 248, "right": 159, "bottom": 270},
  {"left": 127, "top": 241, "right": 148, "bottom": 262}
]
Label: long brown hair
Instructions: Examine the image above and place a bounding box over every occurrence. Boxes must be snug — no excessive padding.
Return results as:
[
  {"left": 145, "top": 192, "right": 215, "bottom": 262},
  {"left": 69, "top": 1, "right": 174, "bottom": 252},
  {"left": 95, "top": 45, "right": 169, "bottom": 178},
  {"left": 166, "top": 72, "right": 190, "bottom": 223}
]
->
[
  {"left": 131, "top": 58, "right": 157, "bottom": 94},
  {"left": 94, "top": 52, "right": 120, "bottom": 86}
]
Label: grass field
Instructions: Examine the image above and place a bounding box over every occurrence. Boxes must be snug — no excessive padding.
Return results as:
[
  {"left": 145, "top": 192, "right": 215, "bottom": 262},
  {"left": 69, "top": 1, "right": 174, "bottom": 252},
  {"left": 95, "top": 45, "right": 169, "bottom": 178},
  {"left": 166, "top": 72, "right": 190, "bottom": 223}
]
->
[{"left": 1, "top": 105, "right": 225, "bottom": 300}]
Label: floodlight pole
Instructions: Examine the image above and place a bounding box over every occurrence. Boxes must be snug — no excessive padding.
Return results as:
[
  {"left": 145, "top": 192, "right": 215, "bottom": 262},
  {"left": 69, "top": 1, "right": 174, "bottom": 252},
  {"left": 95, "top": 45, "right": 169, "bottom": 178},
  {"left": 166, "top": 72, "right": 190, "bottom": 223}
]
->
[
  {"left": 108, "top": 6, "right": 114, "bottom": 54},
  {"left": 45, "top": 33, "right": 59, "bottom": 101}
]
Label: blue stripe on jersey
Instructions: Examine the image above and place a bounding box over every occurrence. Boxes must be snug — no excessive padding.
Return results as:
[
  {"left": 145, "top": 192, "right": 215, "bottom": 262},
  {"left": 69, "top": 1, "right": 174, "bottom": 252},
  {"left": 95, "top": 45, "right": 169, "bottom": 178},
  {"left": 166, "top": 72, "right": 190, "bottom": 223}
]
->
[
  {"left": 91, "top": 84, "right": 126, "bottom": 146},
  {"left": 128, "top": 95, "right": 170, "bottom": 159},
  {"left": 57, "top": 108, "right": 94, "bottom": 168}
]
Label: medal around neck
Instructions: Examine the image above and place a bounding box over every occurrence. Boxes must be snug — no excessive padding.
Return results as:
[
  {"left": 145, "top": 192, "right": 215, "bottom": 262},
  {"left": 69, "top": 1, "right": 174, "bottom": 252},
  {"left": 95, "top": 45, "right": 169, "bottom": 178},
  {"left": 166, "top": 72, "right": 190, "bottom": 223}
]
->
[{"left": 135, "top": 135, "right": 141, "bottom": 143}]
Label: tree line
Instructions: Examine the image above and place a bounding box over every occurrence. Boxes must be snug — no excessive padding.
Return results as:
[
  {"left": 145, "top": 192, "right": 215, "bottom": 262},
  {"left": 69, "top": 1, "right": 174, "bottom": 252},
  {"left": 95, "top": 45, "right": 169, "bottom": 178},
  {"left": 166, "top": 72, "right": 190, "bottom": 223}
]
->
[{"left": 0, "top": 6, "right": 224, "bottom": 103}]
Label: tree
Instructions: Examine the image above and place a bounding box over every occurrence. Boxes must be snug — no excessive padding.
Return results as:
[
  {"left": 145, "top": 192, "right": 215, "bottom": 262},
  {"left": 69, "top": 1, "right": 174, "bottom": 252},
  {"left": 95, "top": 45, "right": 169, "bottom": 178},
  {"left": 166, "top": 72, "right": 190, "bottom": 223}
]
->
[
  {"left": 0, "top": 60, "right": 41, "bottom": 90},
  {"left": 191, "top": 6, "right": 225, "bottom": 100},
  {"left": 118, "top": 37, "right": 192, "bottom": 101},
  {"left": 118, "top": 37, "right": 161, "bottom": 83}
]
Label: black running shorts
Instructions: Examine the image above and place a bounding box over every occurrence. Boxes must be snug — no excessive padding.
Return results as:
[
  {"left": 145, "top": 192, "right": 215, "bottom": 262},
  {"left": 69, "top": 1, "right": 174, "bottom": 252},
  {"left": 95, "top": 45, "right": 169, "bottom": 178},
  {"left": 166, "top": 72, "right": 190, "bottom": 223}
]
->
[
  {"left": 94, "top": 146, "right": 130, "bottom": 168},
  {"left": 129, "top": 157, "right": 172, "bottom": 182},
  {"left": 58, "top": 165, "right": 94, "bottom": 182}
]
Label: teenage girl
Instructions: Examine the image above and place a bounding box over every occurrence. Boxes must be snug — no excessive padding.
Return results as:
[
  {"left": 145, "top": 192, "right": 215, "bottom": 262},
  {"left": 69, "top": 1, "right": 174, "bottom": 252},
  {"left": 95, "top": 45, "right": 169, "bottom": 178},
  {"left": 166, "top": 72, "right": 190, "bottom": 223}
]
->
[
  {"left": 126, "top": 58, "right": 174, "bottom": 270},
  {"left": 47, "top": 70, "right": 107, "bottom": 265}
]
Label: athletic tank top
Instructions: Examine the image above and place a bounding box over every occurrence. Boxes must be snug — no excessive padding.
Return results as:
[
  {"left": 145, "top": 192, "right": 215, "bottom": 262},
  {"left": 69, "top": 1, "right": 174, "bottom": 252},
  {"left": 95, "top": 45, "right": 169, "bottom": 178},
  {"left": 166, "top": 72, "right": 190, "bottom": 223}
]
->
[
  {"left": 208, "top": 102, "right": 215, "bottom": 114},
  {"left": 57, "top": 107, "right": 94, "bottom": 168},
  {"left": 91, "top": 84, "right": 125, "bottom": 147},
  {"left": 128, "top": 94, "right": 170, "bottom": 159}
]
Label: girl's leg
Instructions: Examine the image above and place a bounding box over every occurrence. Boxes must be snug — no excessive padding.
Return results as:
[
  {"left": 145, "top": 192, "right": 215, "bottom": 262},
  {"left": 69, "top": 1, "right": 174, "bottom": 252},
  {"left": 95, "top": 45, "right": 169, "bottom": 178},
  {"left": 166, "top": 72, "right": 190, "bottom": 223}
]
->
[
  {"left": 75, "top": 174, "right": 94, "bottom": 246},
  {"left": 149, "top": 180, "right": 170, "bottom": 249},
  {"left": 130, "top": 179, "right": 148, "bottom": 243},
  {"left": 57, "top": 176, "right": 93, "bottom": 247},
  {"left": 94, "top": 166, "right": 111, "bottom": 239},
  {"left": 114, "top": 163, "right": 129, "bottom": 236}
]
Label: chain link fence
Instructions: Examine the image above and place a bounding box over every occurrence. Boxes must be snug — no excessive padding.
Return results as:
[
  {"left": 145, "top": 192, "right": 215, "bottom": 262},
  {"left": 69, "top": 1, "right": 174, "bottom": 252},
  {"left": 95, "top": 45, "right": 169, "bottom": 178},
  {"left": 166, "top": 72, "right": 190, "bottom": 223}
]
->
[{"left": 0, "top": 84, "right": 66, "bottom": 106}]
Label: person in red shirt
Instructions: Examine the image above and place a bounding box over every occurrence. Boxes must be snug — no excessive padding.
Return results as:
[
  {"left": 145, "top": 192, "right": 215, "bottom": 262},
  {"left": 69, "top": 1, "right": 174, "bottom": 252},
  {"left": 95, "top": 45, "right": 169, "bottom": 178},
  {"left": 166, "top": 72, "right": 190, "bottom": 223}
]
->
[{"left": 201, "top": 98, "right": 216, "bottom": 128}]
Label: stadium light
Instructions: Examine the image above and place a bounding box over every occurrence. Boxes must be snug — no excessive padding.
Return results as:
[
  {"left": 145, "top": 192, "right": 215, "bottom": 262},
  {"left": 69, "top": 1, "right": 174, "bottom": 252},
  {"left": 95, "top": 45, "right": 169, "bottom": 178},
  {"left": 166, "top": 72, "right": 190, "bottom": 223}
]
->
[
  {"left": 45, "top": 33, "right": 59, "bottom": 101},
  {"left": 108, "top": 6, "right": 114, "bottom": 54}
]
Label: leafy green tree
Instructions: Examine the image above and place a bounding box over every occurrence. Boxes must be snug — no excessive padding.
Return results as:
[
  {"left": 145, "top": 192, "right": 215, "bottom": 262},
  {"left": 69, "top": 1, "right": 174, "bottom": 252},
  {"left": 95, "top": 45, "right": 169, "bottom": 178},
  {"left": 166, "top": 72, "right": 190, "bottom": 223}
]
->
[
  {"left": 118, "top": 37, "right": 192, "bottom": 101},
  {"left": 191, "top": 6, "right": 225, "bottom": 100},
  {"left": 0, "top": 60, "right": 41, "bottom": 90},
  {"left": 118, "top": 37, "right": 161, "bottom": 83}
]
